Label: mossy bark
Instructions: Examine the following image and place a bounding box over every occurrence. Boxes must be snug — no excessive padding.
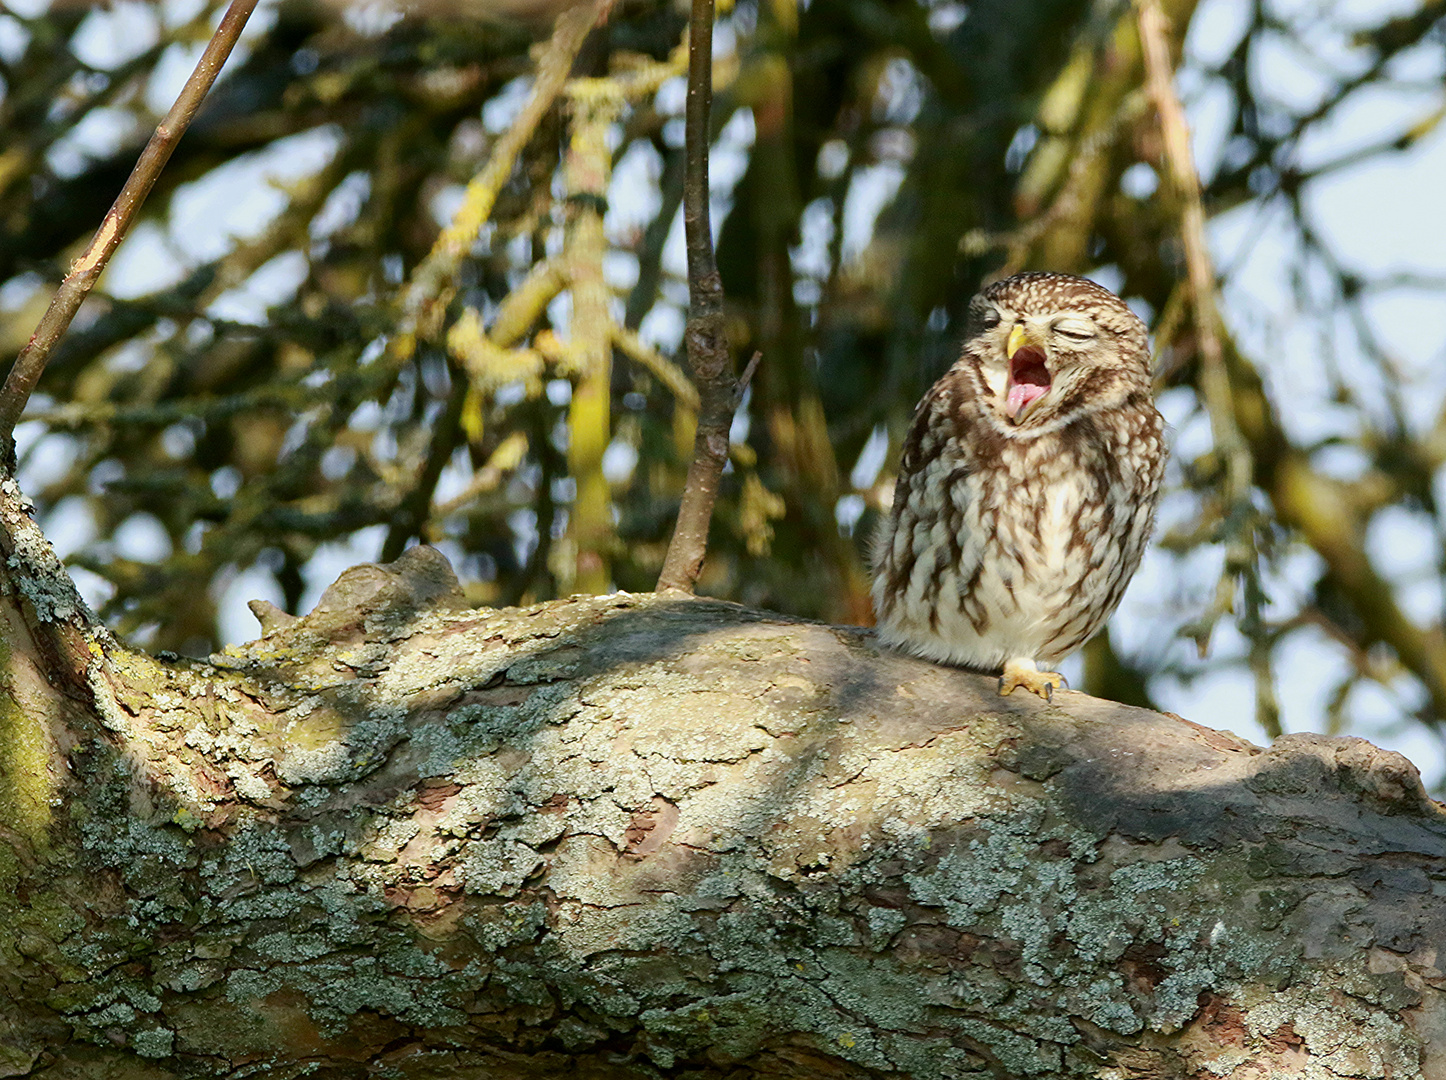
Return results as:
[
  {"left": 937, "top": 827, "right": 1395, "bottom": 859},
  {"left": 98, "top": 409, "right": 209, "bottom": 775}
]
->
[{"left": 2, "top": 547, "right": 1445, "bottom": 1078}]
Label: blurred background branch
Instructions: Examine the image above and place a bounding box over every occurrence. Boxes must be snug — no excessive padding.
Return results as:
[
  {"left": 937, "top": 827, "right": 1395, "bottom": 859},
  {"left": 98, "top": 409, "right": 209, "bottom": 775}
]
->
[
  {"left": 3, "top": 0, "right": 1446, "bottom": 784},
  {"left": 1137, "top": 0, "right": 1275, "bottom": 732}
]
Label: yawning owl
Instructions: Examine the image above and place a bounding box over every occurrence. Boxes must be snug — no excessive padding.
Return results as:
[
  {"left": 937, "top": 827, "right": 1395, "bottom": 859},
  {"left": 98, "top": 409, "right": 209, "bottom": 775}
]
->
[{"left": 871, "top": 272, "right": 1166, "bottom": 700}]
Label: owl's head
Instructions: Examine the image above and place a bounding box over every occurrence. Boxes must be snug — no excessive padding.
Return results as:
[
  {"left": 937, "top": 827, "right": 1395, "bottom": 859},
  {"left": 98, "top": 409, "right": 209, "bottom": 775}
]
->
[{"left": 962, "top": 272, "right": 1151, "bottom": 431}]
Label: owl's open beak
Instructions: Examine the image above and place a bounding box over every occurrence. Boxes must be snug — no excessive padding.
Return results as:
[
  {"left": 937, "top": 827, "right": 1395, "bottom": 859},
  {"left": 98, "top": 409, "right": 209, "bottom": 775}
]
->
[{"left": 1005, "top": 324, "right": 1051, "bottom": 422}]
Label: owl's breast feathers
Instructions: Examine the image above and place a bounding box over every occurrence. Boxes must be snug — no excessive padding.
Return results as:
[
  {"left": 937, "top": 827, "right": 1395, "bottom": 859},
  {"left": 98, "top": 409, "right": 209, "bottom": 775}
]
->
[{"left": 874, "top": 360, "right": 1164, "bottom": 672}]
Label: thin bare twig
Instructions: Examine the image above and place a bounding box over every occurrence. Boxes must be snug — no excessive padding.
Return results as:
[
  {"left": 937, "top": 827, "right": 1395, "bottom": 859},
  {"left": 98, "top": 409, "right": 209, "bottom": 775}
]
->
[
  {"left": 656, "top": 0, "right": 751, "bottom": 594},
  {"left": 0, "top": 0, "right": 260, "bottom": 472},
  {"left": 736, "top": 349, "right": 763, "bottom": 395}
]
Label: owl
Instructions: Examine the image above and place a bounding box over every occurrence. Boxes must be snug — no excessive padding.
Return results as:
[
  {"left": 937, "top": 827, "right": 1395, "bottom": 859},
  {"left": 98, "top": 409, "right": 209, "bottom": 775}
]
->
[{"left": 871, "top": 271, "right": 1166, "bottom": 700}]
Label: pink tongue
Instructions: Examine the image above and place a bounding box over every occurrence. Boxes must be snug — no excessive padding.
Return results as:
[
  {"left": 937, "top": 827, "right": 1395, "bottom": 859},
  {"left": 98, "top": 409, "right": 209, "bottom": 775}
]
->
[{"left": 1008, "top": 381, "right": 1048, "bottom": 417}]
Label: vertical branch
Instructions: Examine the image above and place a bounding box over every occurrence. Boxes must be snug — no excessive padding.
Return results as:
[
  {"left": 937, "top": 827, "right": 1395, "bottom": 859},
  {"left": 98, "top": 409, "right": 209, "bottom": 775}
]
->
[
  {"left": 0, "top": 0, "right": 260, "bottom": 472},
  {"left": 562, "top": 80, "right": 626, "bottom": 595},
  {"left": 657, "top": 0, "right": 748, "bottom": 594},
  {"left": 437, "top": 51, "right": 680, "bottom": 594}
]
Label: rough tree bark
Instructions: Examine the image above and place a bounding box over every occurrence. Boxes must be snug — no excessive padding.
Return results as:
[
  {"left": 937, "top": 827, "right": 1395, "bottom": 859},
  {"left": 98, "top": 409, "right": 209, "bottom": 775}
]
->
[{"left": 3, "top": 542, "right": 1446, "bottom": 1079}]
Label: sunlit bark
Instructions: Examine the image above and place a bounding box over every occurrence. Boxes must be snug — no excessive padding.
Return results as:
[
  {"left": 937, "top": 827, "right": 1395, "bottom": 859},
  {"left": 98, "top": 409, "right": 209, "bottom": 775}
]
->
[{"left": 3, "top": 545, "right": 1444, "bottom": 1077}]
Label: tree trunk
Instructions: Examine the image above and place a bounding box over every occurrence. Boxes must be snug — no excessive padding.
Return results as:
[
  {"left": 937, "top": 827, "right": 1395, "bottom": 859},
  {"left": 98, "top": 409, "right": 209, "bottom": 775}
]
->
[{"left": 3, "top": 544, "right": 1444, "bottom": 1079}]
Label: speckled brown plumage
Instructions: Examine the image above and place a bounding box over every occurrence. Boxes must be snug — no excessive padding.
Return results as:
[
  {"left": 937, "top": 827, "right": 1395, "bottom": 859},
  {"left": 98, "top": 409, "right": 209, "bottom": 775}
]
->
[{"left": 871, "top": 271, "right": 1166, "bottom": 699}]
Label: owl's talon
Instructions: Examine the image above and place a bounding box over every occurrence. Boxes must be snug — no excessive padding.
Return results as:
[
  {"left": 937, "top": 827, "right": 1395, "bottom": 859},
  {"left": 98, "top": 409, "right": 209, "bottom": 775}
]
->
[{"left": 998, "top": 661, "right": 1065, "bottom": 702}]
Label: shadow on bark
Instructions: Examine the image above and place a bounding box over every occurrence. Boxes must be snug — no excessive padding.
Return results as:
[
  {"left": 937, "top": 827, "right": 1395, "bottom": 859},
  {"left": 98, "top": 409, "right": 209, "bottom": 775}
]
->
[{"left": 7, "top": 547, "right": 1446, "bottom": 1077}]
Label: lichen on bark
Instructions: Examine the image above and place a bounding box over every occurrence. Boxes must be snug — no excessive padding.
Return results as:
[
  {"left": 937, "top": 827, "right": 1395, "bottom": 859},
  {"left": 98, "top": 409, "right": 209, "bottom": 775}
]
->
[{"left": 3, "top": 547, "right": 1446, "bottom": 1078}]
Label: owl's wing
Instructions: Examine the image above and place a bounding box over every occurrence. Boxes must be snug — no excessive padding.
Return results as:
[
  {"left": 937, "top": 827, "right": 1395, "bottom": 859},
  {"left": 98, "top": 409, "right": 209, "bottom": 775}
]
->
[
  {"left": 897, "top": 382, "right": 936, "bottom": 480},
  {"left": 882, "top": 373, "right": 984, "bottom": 615}
]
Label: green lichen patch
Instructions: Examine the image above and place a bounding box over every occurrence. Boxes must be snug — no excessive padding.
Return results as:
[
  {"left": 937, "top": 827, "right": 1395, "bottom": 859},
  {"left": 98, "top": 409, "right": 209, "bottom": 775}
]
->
[{"left": 8, "top": 582, "right": 1443, "bottom": 1077}]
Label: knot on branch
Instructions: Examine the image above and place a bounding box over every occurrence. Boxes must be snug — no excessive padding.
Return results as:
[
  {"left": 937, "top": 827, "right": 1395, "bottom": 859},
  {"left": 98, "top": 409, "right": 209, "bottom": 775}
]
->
[{"left": 240, "top": 545, "right": 466, "bottom": 649}]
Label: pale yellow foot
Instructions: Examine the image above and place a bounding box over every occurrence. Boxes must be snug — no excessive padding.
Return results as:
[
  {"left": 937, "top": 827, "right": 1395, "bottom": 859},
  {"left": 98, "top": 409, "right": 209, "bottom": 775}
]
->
[{"left": 997, "top": 658, "right": 1066, "bottom": 702}]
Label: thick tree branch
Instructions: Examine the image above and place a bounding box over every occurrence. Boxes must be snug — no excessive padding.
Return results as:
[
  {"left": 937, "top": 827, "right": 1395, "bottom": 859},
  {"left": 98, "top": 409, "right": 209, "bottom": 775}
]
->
[
  {"left": 0, "top": 480, "right": 108, "bottom": 724},
  {"left": 0, "top": 0, "right": 259, "bottom": 472},
  {"left": 3, "top": 549, "right": 1445, "bottom": 1076}
]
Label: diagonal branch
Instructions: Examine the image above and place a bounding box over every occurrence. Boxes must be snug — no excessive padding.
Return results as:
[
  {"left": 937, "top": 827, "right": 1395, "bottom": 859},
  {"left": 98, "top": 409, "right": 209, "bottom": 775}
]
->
[
  {"left": 0, "top": 0, "right": 260, "bottom": 473},
  {"left": 393, "top": 0, "right": 607, "bottom": 357},
  {"left": 1137, "top": 0, "right": 1279, "bottom": 731},
  {"left": 1136, "top": 0, "right": 1251, "bottom": 511}
]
